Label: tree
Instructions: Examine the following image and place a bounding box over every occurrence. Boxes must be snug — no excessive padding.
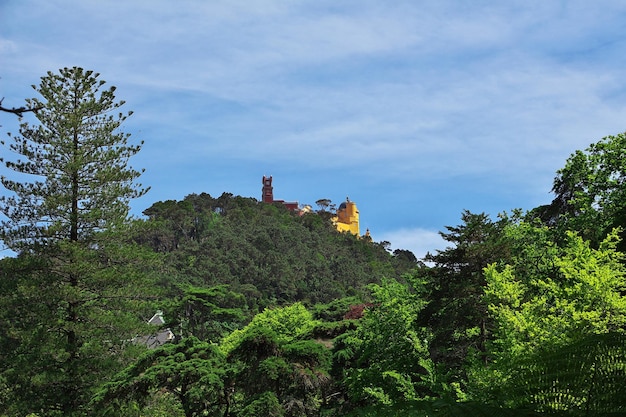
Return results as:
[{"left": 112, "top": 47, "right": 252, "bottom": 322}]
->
[
  {"left": 221, "top": 304, "right": 331, "bottom": 417},
  {"left": 94, "top": 337, "right": 226, "bottom": 417},
  {"left": 485, "top": 228, "right": 626, "bottom": 358},
  {"left": 391, "top": 248, "right": 419, "bottom": 273},
  {"left": 334, "top": 278, "right": 437, "bottom": 409},
  {"left": 0, "top": 67, "right": 156, "bottom": 415},
  {"left": 418, "top": 211, "right": 511, "bottom": 378},
  {"left": 169, "top": 284, "right": 248, "bottom": 342},
  {"left": 474, "top": 226, "right": 626, "bottom": 412},
  {"left": 1, "top": 66, "right": 147, "bottom": 250},
  {"left": 535, "top": 132, "right": 626, "bottom": 250},
  {"left": 315, "top": 198, "right": 332, "bottom": 212}
]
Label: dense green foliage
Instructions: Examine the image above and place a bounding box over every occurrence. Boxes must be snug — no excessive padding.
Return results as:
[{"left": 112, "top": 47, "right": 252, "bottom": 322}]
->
[
  {"left": 138, "top": 192, "right": 411, "bottom": 308},
  {"left": 418, "top": 211, "right": 512, "bottom": 381},
  {"left": 0, "top": 68, "right": 158, "bottom": 416},
  {"left": 2, "top": 68, "right": 626, "bottom": 417},
  {"left": 333, "top": 278, "right": 433, "bottom": 406},
  {"left": 94, "top": 336, "right": 226, "bottom": 417},
  {"left": 535, "top": 132, "right": 626, "bottom": 250}
]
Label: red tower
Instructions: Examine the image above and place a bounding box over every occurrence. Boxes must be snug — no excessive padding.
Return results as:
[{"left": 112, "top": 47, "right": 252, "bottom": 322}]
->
[
  {"left": 262, "top": 175, "right": 274, "bottom": 203},
  {"left": 261, "top": 176, "right": 299, "bottom": 211}
]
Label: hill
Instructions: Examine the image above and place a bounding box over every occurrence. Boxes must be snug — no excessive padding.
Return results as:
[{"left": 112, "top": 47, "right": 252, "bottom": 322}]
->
[{"left": 137, "top": 192, "right": 418, "bottom": 309}]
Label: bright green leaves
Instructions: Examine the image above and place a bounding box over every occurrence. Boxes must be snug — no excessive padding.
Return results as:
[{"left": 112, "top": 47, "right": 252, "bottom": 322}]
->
[
  {"left": 555, "top": 231, "right": 626, "bottom": 335},
  {"left": 221, "top": 303, "right": 331, "bottom": 416},
  {"left": 335, "top": 279, "right": 434, "bottom": 406},
  {"left": 221, "top": 303, "right": 318, "bottom": 355},
  {"left": 480, "top": 225, "right": 626, "bottom": 411},
  {"left": 486, "top": 228, "right": 626, "bottom": 356},
  {"left": 484, "top": 265, "right": 523, "bottom": 308}
]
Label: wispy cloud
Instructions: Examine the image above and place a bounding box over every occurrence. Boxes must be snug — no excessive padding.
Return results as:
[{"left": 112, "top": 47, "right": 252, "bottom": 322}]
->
[{"left": 3, "top": 0, "right": 626, "bottom": 240}]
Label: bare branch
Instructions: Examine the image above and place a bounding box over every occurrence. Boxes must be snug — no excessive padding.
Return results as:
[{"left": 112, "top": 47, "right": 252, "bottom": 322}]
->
[{"left": 0, "top": 97, "right": 43, "bottom": 117}]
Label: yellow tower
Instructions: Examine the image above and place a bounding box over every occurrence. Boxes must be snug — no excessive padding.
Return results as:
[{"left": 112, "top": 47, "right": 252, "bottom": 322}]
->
[{"left": 333, "top": 197, "right": 360, "bottom": 236}]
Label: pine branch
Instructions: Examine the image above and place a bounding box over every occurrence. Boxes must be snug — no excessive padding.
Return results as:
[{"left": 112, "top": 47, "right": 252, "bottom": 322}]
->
[{"left": 0, "top": 97, "right": 43, "bottom": 117}]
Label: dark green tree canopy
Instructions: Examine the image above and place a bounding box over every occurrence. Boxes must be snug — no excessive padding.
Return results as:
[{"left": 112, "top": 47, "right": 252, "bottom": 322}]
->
[
  {"left": 0, "top": 67, "right": 156, "bottom": 416},
  {"left": 418, "top": 210, "right": 512, "bottom": 373},
  {"left": 139, "top": 192, "right": 408, "bottom": 306},
  {"left": 94, "top": 337, "right": 226, "bottom": 417},
  {"left": 535, "top": 132, "right": 626, "bottom": 250}
]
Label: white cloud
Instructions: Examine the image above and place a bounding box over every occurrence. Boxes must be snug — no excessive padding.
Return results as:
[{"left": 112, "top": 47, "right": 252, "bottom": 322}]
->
[
  {"left": 376, "top": 227, "right": 447, "bottom": 261},
  {"left": 0, "top": 38, "right": 17, "bottom": 54},
  {"left": 4, "top": 0, "right": 626, "bottom": 236}
]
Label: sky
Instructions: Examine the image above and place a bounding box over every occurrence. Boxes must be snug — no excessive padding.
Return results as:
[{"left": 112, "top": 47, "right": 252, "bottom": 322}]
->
[{"left": 2, "top": 1, "right": 626, "bottom": 259}]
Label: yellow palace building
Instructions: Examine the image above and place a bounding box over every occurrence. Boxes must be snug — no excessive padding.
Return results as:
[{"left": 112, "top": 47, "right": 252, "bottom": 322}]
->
[{"left": 332, "top": 198, "right": 360, "bottom": 236}]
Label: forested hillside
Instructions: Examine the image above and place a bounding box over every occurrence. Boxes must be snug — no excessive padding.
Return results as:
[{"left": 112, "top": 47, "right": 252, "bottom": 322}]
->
[
  {"left": 136, "top": 192, "right": 416, "bottom": 308},
  {"left": 2, "top": 68, "right": 626, "bottom": 417}
]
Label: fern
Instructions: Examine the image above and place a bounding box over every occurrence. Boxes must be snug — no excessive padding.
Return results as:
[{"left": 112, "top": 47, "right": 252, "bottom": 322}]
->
[
  {"left": 343, "top": 332, "right": 626, "bottom": 417},
  {"left": 343, "top": 399, "right": 545, "bottom": 417},
  {"left": 507, "top": 332, "right": 626, "bottom": 415}
]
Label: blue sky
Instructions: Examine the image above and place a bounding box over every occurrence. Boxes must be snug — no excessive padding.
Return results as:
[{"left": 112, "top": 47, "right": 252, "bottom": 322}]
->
[{"left": 2, "top": 1, "right": 626, "bottom": 259}]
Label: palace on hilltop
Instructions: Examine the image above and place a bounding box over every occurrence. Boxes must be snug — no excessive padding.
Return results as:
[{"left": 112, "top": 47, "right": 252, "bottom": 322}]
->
[
  {"left": 332, "top": 197, "right": 360, "bottom": 236},
  {"left": 261, "top": 176, "right": 363, "bottom": 237}
]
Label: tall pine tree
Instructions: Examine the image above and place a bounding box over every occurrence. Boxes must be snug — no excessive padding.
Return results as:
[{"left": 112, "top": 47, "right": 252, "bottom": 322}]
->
[{"left": 0, "top": 67, "right": 158, "bottom": 416}]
